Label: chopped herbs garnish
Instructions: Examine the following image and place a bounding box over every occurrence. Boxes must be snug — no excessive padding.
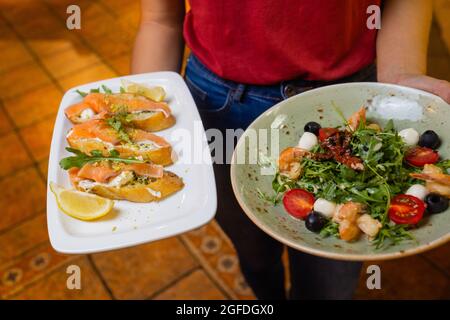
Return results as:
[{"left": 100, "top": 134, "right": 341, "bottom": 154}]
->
[
  {"left": 106, "top": 114, "right": 132, "bottom": 144},
  {"left": 59, "top": 147, "right": 143, "bottom": 170}
]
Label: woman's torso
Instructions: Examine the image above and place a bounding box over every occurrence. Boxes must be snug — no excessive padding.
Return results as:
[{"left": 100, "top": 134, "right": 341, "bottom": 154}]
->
[{"left": 184, "top": 0, "right": 381, "bottom": 85}]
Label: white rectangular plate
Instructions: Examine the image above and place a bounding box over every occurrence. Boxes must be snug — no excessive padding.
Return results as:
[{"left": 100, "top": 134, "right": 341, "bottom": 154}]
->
[{"left": 47, "top": 72, "right": 216, "bottom": 254}]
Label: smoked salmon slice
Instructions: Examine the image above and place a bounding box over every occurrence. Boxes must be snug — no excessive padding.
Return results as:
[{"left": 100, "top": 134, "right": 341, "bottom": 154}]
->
[
  {"left": 65, "top": 93, "right": 172, "bottom": 122},
  {"left": 66, "top": 119, "right": 174, "bottom": 166},
  {"left": 72, "top": 161, "right": 164, "bottom": 184}
]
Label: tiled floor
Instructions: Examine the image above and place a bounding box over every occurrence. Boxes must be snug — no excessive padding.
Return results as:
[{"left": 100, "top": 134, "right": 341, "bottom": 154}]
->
[{"left": 0, "top": 0, "right": 449, "bottom": 300}]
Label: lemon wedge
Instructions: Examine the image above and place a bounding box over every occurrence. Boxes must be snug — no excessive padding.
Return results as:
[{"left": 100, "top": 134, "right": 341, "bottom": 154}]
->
[
  {"left": 121, "top": 79, "right": 166, "bottom": 102},
  {"left": 50, "top": 182, "right": 114, "bottom": 221}
]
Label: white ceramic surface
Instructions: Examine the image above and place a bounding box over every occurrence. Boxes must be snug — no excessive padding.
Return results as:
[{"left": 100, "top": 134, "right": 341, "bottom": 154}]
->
[{"left": 47, "top": 72, "right": 216, "bottom": 254}]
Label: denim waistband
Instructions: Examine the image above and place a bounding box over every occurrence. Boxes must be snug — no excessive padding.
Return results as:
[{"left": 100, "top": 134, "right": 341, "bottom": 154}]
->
[{"left": 187, "top": 54, "right": 377, "bottom": 100}]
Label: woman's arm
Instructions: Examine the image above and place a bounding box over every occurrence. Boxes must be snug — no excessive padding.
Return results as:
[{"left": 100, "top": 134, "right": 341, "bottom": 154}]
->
[
  {"left": 377, "top": 0, "right": 450, "bottom": 103},
  {"left": 131, "top": 0, "right": 185, "bottom": 74}
]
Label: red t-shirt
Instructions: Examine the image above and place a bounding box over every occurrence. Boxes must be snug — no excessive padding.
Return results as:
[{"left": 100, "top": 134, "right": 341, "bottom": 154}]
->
[{"left": 184, "top": 0, "right": 381, "bottom": 85}]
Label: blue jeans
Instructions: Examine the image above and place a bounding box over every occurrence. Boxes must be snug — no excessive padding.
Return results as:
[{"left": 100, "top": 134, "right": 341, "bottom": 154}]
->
[{"left": 185, "top": 54, "right": 376, "bottom": 300}]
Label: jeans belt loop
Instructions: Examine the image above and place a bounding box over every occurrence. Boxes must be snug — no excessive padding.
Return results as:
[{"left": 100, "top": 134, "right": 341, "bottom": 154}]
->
[{"left": 234, "top": 84, "right": 246, "bottom": 102}]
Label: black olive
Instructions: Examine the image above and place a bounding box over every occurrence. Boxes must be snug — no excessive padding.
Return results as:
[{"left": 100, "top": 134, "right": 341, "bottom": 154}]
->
[
  {"left": 305, "top": 211, "right": 328, "bottom": 232},
  {"left": 304, "top": 121, "right": 321, "bottom": 136},
  {"left": 425, "top": 193, "right": 449, "bottom": 214},
  {"left": 418, "top": 130, "right": 441, "bottom": 149}
]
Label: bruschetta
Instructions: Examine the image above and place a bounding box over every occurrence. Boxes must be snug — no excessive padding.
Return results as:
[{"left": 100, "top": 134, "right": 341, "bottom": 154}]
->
[
  {"left": 66, "top": 119, "right": 174, "bottom": 166},
  {"left": 68, "top": 161, "right": 184, "bottom": 202},
  {"left": 65, "top": 92, "right": 175, "bottom": 132}
]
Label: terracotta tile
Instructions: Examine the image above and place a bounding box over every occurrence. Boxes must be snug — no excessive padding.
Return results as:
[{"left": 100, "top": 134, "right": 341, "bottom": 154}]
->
[
  {"left": 6, "top": 4, "right": 64, "bottom": 39},
  {"left": 57, "top": 63, "right": 116, "bottom": 91},
  {"left": 0, "top": 35, "right": 33, "bottom": 73},
  {"left": 0, "top": 108, "right": 13, "bottom": 135},
  {"left": 27, "top": 31, "right": 83, "bottom": 58},
  {"left": 92, "top": 237, "right": 198, "bottom": 299},
  {"left": 86, "top": 32, "right": 131, "bottom": 60},
  {"left": 154, "top": 269, "right": 226, "bottom": 300},
  {"left": 99, "top": 0, "right": 140, "bottom": 15},
  {"left": 38, "top": 159, "right": 49, "bottom": 180},
  {"left": 0, "top": 167, "right": 46, "bottom": 233},
  {"left": 0, "top": 244, "right": 76, "bottom": 298},
  {"left": 20, "top": 117, "right": 55, "bottom": 161},
  {"left": 0, "top": 132, "right": 33, "bottom": 178},
  {"left": 0, "top": 62, "right": 51, "bottom": 100},
  {"left": 108, "top": 54, "right": 131, "bottom": 76},
  {"left": 182, "top": 221, "right": 255, "bottom": 299},
  {"left": 67, "top": 2, "right": 120, "bottom": 39},
  {"left": 10, "top": 257, "right": 111, "bottom": 300},
  {"left": 44, "top": 0, "right": 99, "bottom": 21},
  {"left": 423, "top": 242, "right": 450, "bottom": 276},
  {"left": 355, "top": 256, "right": 450, "bottom": 299},
  {"left": 41, "top": 46, "right": 101, "bottom": 78},
  {"left": 3, "top": 83, "right": 61, "bottom": 128},
  {"left": 0, "top": 213, "right": 48, "bottom": 266}
]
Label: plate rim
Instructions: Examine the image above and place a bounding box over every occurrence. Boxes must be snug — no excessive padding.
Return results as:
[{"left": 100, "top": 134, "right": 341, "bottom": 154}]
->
[
  {"left": 230, "top": 82, "right": 450, "bottom": 261},
  {"left": 46, "top": 71, "right": 217, "bottom": 254}
]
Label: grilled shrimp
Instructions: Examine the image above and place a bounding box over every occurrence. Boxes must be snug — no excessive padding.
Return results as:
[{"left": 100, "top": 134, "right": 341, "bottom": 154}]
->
[
  {"left": 278, "top": 147, "right": 310, "bottom": 180},
  {"left": 357, "top": 214, "right": 382, "bottom": 238},
  {"left": 347, "top": 107, "right": 366, "bottom": 131},
  {"left": 410, "top": 164, "right": 450, "bottom": 198},
  {"left": 333, "top": 202, "right": 366, "bottom": 242}
]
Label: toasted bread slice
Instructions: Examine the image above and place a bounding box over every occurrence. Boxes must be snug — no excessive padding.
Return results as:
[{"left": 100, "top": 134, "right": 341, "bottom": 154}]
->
[
  {"left": 69, "top": 162, "right": 184, "bottom": 202},
  {"left": 66, "top": 119, "right": 174, "bottom": 166},
  {"left": 65, "top": 92, "right": 175, "bottom": 132}
]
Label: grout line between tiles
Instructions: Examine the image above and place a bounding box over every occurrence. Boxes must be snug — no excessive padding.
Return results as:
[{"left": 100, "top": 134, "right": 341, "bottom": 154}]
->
[
  {"left": 179, "top": 235, "right": 235, "bottom": 300},
  {"left": 146, "top": 265, "right": 200, "bottom": 300},
  {"left": 87, "top": 254, "right": 116, "bottom": 300}
]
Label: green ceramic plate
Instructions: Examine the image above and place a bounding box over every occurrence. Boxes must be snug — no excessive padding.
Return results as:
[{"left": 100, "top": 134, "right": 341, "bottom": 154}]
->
[{"left": 231, "top": 83, "right": 450, "bottom": 261}]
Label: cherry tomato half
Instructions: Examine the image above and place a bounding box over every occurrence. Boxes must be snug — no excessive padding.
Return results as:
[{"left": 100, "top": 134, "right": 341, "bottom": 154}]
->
[
  {"left": 282, "top": 189, "right": 315, "bottom": 220},
  {"left": 405, "top": 146, "right": 439, "bottom": 167},
  {"left": 318, "top": 128, "right": 339, "bottom": 142},
  {"left": 388, "top": 194, "right": 425, "bottom": 225}
]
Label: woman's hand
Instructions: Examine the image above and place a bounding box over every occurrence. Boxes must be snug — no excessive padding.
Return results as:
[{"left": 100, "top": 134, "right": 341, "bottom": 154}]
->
[
  {"left": 391, "top": 73, "right": 450, "bottom": 103},
  {"left": 376, "top": 0, "right": 450, "bottom": 104}
]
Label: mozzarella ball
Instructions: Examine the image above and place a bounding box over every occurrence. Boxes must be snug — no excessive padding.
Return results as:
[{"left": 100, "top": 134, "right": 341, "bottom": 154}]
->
[
  {"left": 398, "top": 128, "right": 419, "bottom": 146},
  {"left": 406, "top": 184, "right": 429, "bottom": 200},
  {"left": 298, "top": 132, "right": 318, "bottom": 151},
  {"left": 313, "top": 198, "right": 337, "bottom": 218}
]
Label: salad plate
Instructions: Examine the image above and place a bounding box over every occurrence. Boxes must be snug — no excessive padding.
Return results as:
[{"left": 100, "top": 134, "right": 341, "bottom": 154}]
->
[
  {"left": 231, "top": 82, "right": 450, "bottom": 260},
  {"left": 47, "top": 72, "right": 216, "bottom": 254}
]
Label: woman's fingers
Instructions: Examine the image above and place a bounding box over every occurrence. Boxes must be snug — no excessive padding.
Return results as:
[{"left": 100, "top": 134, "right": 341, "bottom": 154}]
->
[{"left": 395, "top": 74, "right": 450, "bottom": 103}]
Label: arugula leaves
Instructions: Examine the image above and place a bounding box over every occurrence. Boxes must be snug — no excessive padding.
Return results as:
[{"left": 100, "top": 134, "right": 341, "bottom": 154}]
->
[
  {"left": 267, "top": 114, "right": 422, "bottom": 249},
  {"left": 75, "top": 85, "right": 113, "bottom": 97},
  {"left": 320, "top": 221, "right": 339, "bottom": 238},
  {"left": 59, "top": 147, "right": 143, "bottom": 170}
]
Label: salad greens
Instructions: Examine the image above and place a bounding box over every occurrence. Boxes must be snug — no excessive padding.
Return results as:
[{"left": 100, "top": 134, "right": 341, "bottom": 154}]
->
[
  {"left": 59, "top": 147, "right": 144, "bottom": 170},
  {"left": 263, "top": 115, "right": 443, "bottom": 249}
]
